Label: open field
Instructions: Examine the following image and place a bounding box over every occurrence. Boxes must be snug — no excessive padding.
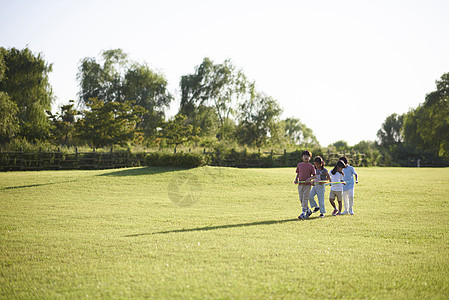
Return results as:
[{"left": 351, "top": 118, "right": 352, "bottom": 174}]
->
[{"left": 1, "top": 167, "right": 448, "bottom": 299}]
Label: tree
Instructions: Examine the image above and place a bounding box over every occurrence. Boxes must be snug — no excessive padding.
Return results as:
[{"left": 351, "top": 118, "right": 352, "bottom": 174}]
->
[
  {"left": 403, "top": 72, "right": 449, "bottom": 158},
  {"left": 281, "top": 117, "right": 319, "bottom": 146},
  {"left": 236, "top": 92, "right": 282, "bottom": 147},
  {"left": 0, "top": 92, "right": 19, "bottom": 144},
  {"left": 77, "top": 49, "right": 129, "bottom": 105},
  {"left": 0, "top": 52, "right": 19, "bottom": 144},
  {"left": 0, "top": 47, "right": 54, "bottom": 140},
  {"left": 122, "top": 64, "right": 173, "bottom": 137},
  {"left": 75, "top": 98, "right": 146, "bottom": 148},
  {"left": 180, "top": 57, "right": 248, "bottom": 135},
  {"left": 77, "top": 49, "right": 173, "bottom": 139},
  {"left": 48, "top": 100, "right": 79, "bottom": 145},
  {"left": 332, "top": 140, "right": 349, "bottom": 151},
  {"left": 353, "top": 140, "right": 382, "bottom": 166},
  {"left": 377, "top": 113, "right": 404, "bottom": 148},
  {"left": 159, "top": 114, "right": 201, "bottom": 150}
]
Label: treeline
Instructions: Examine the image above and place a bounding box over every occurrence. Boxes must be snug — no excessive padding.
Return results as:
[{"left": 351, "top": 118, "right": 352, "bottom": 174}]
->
[
  {"left": 0, "top": 47, "right": 447, "bottom": 167},
  {"left": 0, "top": 47, "right": 318, "bottom": 152},
  {"left": 377, "top": 73, "right": 449, "bottom": 166}
]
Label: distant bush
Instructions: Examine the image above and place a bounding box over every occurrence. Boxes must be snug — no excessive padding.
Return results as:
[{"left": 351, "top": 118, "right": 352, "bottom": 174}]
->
[
  {"left": 1, "top": 137, "right": 56, "bottom": 152},
  {"left": 145, "top": 152, "right": 211, "bottom": 168}
]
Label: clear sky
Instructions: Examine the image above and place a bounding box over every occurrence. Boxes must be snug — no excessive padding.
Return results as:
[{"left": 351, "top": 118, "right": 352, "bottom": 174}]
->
[{"left": 1, "top": 0, "right": 448, "bottom": 146}]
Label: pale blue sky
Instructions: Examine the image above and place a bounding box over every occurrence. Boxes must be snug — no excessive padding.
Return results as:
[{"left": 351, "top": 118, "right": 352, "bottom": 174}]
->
[{"left": 1, "top": 0, "right": 448, "bottom": 146}]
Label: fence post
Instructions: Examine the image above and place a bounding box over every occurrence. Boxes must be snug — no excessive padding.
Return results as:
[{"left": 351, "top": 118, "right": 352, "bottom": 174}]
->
[
  {"left": 111, "top": 147, "right": 114, "bottom": 168},
  {"left": 38, "top": 147, "right": 42, "bottom": 170},
  {"left": 20, "top": 147, "right": 23, "bottom": 170},
  {"left": 217, "top": 149, "right": 220, "bottom": 166},
  {"left": 58, "top": 147, "right": 61, "bottom": 169},
  {"left": 75, "top": 147, "right": 79, "bottom": 169},
  {"left": 284, "top": 149, "right": 287, "bottom": 167}
]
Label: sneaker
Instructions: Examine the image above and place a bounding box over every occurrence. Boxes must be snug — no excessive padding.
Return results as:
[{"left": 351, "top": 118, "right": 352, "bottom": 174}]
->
[
  {"left": 298, "top": 214, "right": 305, "bottom": 220},
  {"left": 319, "top": 213, "right": 325, "bottom": 218},
  {"left": 336, "top": 211, "right": 341, "bottom": 216},
  {"left": 305, "top": 209, "right": 313, "bottom": 219},
  {"left": 313, "top": 207, "right": 320, "bottom": 213},
  {"left": 341, "top": 210, "right": 348, "bottom": 215},
  {"left": 349, "top": 208, "right": 354, "bottom": 215},
  {"left": 332, "top": 209, "right": 338, "bottom": 216}
]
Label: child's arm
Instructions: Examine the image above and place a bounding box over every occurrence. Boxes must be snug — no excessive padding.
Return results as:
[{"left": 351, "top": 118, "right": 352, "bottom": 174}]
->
[
  {"left": 304, "top": 174, "right": 315, "bottom": 183},
  {"left": 306, "top": 167, "right": 316, "bottom": 183},
  {"left": 325, "top": 172, "right": 331, "bottom": 183},
  {"left": 294, "top": 173, "right": 299, "bottom": 184}
]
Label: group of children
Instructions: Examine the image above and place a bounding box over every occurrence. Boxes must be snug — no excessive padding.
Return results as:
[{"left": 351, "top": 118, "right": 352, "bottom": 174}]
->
[{"left": 294, "top": 150, "right": 358, "bottom": 219}]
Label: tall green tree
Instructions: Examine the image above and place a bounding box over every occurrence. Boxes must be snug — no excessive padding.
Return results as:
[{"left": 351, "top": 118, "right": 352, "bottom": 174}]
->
[
  {"left": 403, "top": 72, "right": 449, "bottom": 158},
  {"left": 77, "top": 49, "right": 173, "bottom": 139},
  {"left": 77, "top": 49, "right": 129, "bottom": 105},
  {"left": 180, "top": 57, "right": 248, "bottom": 134},
  {"left": 122, "top": 64, "right": 172, "bottom": 137},
  {"left": 281, "top": 117, "right": 319, "bottom": 146},
  {"left": 0, "top": 92, "right": 19, "bottom": 144},
  {"left": 236, "top": 92, "right": 282, "bottom": 147},
  {"left": 0, "top": 47, "right": 54, "bottom": 140},
  {"left": 0, "top": 52, "right": 19, "bottom": 144},
  {"left": 377, "top": 113, "right": 404, "bottom": 148}
]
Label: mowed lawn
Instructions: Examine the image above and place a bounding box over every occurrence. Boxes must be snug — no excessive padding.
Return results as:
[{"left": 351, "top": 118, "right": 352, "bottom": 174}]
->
[{"left": 1, "top": 166, "right": 448, "bottom": 299}]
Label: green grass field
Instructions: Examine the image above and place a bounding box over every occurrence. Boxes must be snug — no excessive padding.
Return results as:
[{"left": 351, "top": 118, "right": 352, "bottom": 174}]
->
[{"left": 1, "top": 166, "right": 448, "bottom": 299}]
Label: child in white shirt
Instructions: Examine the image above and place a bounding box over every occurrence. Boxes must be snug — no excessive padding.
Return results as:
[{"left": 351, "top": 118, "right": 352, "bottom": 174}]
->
[{"left": 329, "top": 160, "right": 346, "bottom": 216}]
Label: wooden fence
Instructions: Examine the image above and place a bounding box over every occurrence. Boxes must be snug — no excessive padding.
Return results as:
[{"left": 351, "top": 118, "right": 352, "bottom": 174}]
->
[
  {"left": 0, "top": 148, "right": 367, "bottom": 171},
  {"left": 210, "top": 149, "right": 366, "bottom": 168},
  {"left": 0, "top": 149, "right": 145, "bottom": 171}
]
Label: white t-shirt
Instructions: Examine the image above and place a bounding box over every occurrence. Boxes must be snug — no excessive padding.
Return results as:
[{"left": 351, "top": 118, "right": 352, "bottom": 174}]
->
[{"left": 329, "top": 171, "right": 344, "bottom": 191}]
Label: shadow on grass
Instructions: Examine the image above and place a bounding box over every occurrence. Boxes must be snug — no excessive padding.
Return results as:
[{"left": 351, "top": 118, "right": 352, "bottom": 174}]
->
[
  {"left": 124, "top": 217, "right": 320, "bottom": 237},
  {"left": 1, "top": 179, "right": 79, "bottom": 191},
  {"left": 99, "top": 166, "right": 185, "bottom": 177}
]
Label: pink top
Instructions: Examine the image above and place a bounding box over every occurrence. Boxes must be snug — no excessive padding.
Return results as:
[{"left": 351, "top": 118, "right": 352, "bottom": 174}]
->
[{"left": 296, "top": 162, "right": 316, "bottom": 184}]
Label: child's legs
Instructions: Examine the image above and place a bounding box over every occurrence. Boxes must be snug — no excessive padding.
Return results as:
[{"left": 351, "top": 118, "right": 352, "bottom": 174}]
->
[
  {"left": 316, "top": 184, "right": 326, "bottom": 214},
  {"left": 297, "top": 184, "right": 303, "bottom": 212},
  {"left": 343, "top": 190, "right": 350, "bottom": 211},
  {"left": 346, "top": 189, "right": 354, "bottom": 208},
  {"left": 329, "top": 190, "right": 337, "bottom": 210},
  {"left": 308, "top": 186, "right": 319, "bottom": 208},
  {"left": 335, "top": 191, "right": 343, "bottom": 212},
  {"left": 298, "top": 185, "right": 311, "bottom": 212}
]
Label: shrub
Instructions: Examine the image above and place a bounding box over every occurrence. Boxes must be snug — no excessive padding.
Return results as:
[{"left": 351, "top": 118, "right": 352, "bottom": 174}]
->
[{"left": 145, "top": 152, "right": 211, "bottom": 168}]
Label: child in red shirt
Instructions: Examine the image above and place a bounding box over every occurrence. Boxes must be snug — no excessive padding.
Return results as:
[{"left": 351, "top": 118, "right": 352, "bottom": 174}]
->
[{"left": 294, "top": 150, "right": 316, "bottom": 220}]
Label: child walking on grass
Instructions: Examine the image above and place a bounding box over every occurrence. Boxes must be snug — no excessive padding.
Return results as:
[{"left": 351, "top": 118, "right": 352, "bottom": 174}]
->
[
  {"left": 339, "top": 156, "right": 359, "bottom": 215},
  {"left": 294, "top": 150, "right": 316, "bottom": 220},
  {"left": 329, "top": 160, "right": 346, "bottom": 216},
  {"left": 308, "top": 156, "right": 331, "bottom": 218}
]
